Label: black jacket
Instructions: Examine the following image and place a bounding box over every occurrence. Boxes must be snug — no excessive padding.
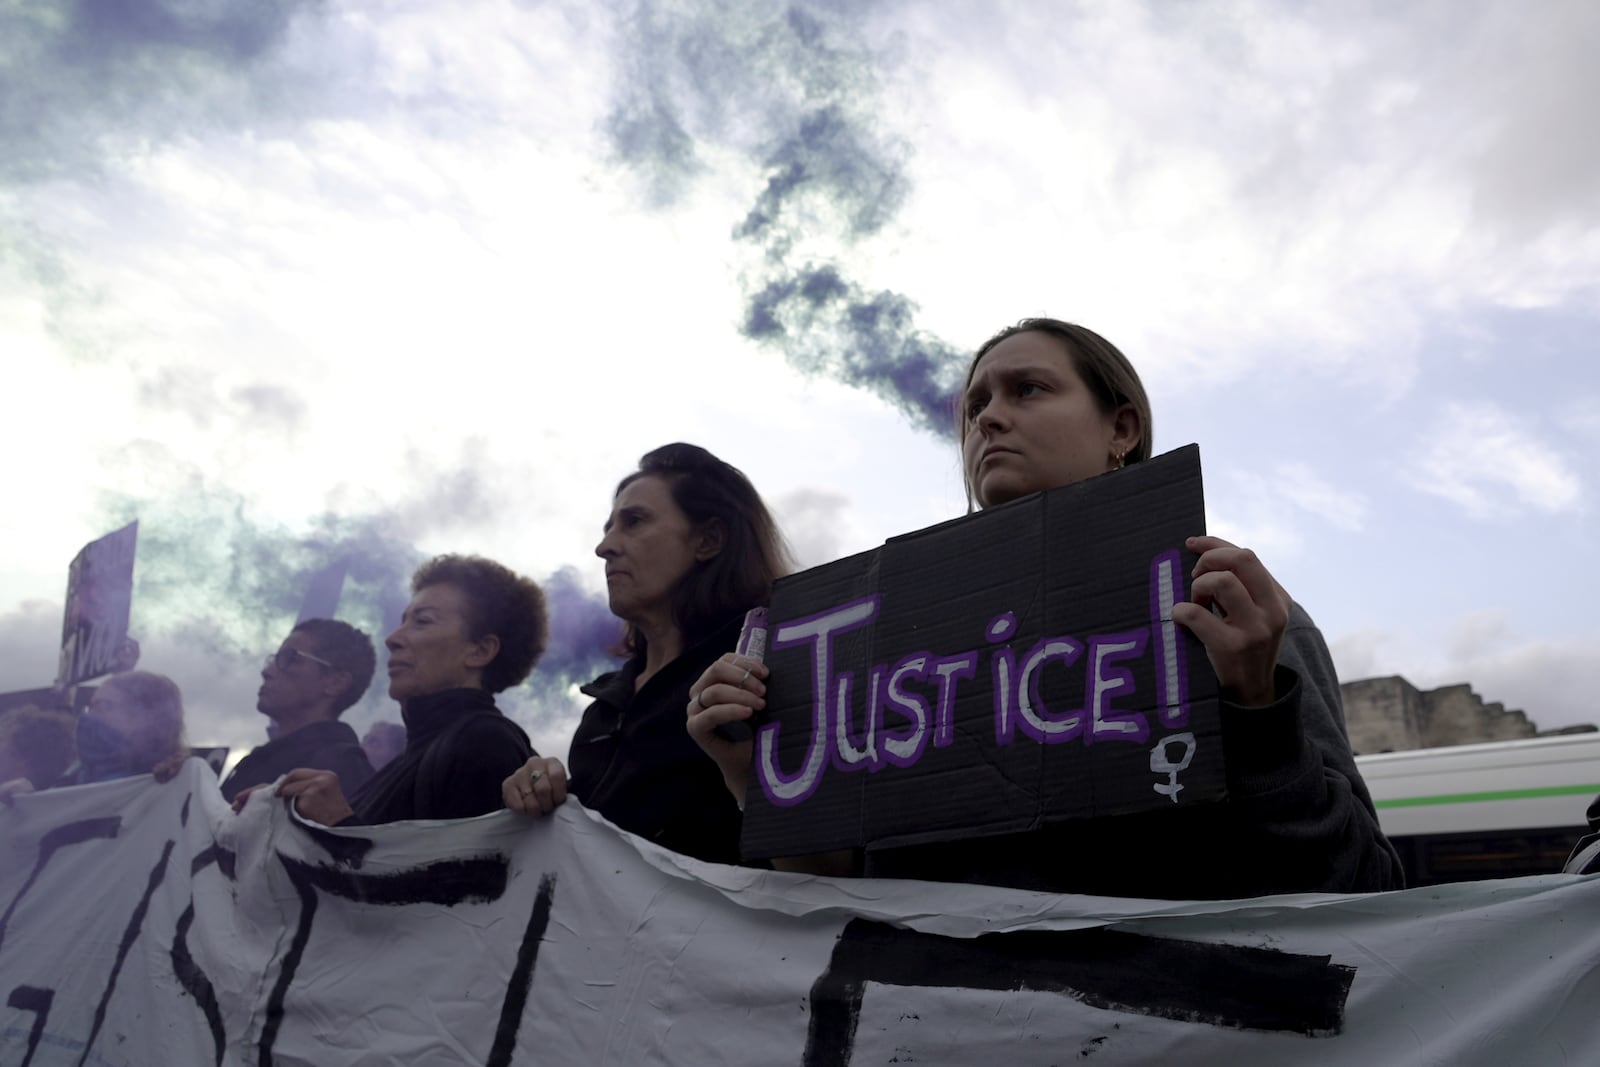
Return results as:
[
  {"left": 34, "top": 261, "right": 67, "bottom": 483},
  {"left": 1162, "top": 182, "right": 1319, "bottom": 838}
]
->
[
  {"left": 346, "top": 688, "right": 531, "bottom": 823},
  {"left": 1564, "top": 794, "right": 1600, "bottom": 875},
  {"left": 220, "top": 720, "right": 373, "bottom": 802},
  {"left": 569, "top": 616, "right": 745, "bottom": 864}
]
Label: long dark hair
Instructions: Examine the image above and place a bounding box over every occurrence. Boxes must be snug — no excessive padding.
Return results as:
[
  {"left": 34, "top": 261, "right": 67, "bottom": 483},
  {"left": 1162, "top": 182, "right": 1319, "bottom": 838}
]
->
[{"left": 617, "top": 443, "right": 793, "bottom": 657}]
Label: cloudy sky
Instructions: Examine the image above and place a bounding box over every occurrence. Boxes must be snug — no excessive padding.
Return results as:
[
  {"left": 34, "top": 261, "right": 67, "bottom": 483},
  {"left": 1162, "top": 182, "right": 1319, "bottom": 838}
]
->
[{"left": 3, "top": 0, "right": 1597, "bottom": 763}]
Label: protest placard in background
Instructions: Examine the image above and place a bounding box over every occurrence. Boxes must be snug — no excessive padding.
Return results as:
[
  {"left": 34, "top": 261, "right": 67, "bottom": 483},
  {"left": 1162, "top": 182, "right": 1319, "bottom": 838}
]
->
[
  {"left": 55, "top": 521, "right": 139, "bottom": 687},
  {"left": 742, "top": 446, "right": 1223, "bottom": 859}
]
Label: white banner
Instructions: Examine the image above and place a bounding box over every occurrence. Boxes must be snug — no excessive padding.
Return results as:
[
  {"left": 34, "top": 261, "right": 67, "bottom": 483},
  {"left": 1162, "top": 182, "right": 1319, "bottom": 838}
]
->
[{"left": 2, "top": 761, "right": 1597, "bottom": 1066}]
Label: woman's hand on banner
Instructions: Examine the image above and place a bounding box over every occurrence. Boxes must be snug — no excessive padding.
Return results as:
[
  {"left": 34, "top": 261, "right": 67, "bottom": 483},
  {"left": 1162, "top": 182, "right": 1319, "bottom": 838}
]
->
[
  {"left": 273, "top": 768, "right": 356, "bottom": 826},
  {"left": 151, "top": 751, "right": 188, "bottom": 783},
  {"left": 503, "top": 757, "right": 569, "bottom": 816}
]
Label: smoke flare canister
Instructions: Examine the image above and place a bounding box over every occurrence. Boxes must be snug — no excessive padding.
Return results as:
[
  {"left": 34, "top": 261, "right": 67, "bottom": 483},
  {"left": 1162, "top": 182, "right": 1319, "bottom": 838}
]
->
[
  {"left": 735, "top": 607, "right": 768, "bottom": 660},
  {"left": 716, "top": 607, "right": 769, "bottom": 743}
]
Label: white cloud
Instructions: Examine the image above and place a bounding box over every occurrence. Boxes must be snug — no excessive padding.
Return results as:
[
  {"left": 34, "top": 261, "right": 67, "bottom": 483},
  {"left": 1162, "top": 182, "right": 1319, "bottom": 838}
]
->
[
  {"left": 1419, "top": 632, "right": 1600, "bottom": 734},
  {"left": 1407, "top": 401, "right": 1583, "bottom": 518},
  {"left": 1327, "top": 626, "right": 1403, "bottom": 684},
  {"left": 883, "top": 0, "right": 1600, "bottom": 400},
  {"left": 1559, "top": 395, "right": 1600, "bottom": 442},
  {"left": 773, "top": 487, "right": 856, "bottom": 570},
  {"left": 1204, "top": 463, "right": 1368, "bottom": 562},
  {"left": 1274, "top": 463, "right": 1369, "bottom": 532},
  {"left": 0, "top": 600, "right": 65, "bottom": 695},
  {"left": 1445, "top": 610, "right": 1515, "bottom": 663}
]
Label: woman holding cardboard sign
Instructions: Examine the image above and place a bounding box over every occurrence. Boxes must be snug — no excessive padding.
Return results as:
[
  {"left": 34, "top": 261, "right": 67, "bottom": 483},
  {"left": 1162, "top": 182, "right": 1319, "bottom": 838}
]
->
[
  {"left": 502, "top": 443, "right": 792, "bottom": 865},
  {"left": 688, "top": 318, "right": 1403, "bottom": 897}
]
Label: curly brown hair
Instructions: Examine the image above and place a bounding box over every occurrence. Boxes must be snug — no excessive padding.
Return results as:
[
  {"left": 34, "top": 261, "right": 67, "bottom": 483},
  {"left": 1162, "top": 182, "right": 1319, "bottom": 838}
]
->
[{"left": 410, "top": 555, "right": 548, "bottom": 693}]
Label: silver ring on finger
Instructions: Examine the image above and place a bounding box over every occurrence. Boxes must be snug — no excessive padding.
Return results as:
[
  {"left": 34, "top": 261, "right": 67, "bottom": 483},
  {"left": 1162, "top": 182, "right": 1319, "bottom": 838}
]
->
[
  {"left": 529, "top": 770, "right": 543, "bottom": 785},
  {"left": 696, "top": 690, "right": 710, "bottom": 710},
  {"left": 737, "top": 668, "right": 752, "bottom": 688}
]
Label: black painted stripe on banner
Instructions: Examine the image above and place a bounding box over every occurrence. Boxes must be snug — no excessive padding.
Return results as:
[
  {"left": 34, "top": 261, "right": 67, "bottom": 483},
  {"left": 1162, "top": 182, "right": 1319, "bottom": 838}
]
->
[
  {"left": 259, "top": 859, "right": 318, "bottom": 1067},
  {"left": 76, "top": 839, "right": 176, "bottom": 1067},
  {"left": 282, "top": 855, "right": 509, "bottom": 907},
  {"left": 259, "top": 853, "right": 514, "bottom": 1065},
  {"left": 487, "top": 873, "right": 557, "bottom": 1067},
  {"left": 803, "top": 919, "right": 1357, "bottom": 1066},
  {"left": 0, "top": 817, "right": 121, "bottom": 958},
  {"left": 171, "top": 901, "right": 227, "bottom": 1066},
  {"left": 190, "top": 844, "right": 238, "bottom": 880},
  {"left": 6, "top": 985, "right": 53, "bottom": 1067}
]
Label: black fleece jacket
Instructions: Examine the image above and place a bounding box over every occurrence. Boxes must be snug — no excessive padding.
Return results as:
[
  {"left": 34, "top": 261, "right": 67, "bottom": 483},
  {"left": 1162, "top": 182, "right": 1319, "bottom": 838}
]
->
[
  {"left": 345, "top": 688, "right": 531, "bottom": 824},
  {"left": 568, "top": 615, "right": 745, "bottom": 864}
]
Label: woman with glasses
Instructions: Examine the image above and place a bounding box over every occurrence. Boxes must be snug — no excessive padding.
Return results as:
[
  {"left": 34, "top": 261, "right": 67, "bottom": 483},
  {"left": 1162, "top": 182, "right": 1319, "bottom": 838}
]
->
[
  {"left": 237, "top": 554, "right": 548, "bottom": 824},
  {"left": 502, "top": 443, "right": 792, "bottom": 865},
  {"left": 218, "top": 619, "right": 376, "bottom": 802},
  {"left": 687, "top": 319, "right": 1402, "bottom": 898}
]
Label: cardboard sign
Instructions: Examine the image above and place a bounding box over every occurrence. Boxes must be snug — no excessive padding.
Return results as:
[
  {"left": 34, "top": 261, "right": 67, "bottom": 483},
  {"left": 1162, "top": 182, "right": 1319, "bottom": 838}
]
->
[
  {"left": 55, "top": 521, "right": 139, "bottom": 687},
  {"left": 740, "top": 446, "right": 1222, "bottom": 859}
]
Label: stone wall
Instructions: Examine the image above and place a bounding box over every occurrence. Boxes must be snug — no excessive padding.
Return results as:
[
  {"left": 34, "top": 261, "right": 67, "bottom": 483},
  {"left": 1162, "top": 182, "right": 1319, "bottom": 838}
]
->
[{"left": 1340, "top": 675, "right": 1540, "bottom": 754}]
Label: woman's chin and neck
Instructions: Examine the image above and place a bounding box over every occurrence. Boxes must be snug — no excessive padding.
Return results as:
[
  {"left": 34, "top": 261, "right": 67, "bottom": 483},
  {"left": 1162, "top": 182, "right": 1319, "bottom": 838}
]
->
[
  {"left": 626, "top": 607, "right": 686, "bottom": 690},
  {"left": 390, "top": 672, "right": 485, "bottom": 713}
]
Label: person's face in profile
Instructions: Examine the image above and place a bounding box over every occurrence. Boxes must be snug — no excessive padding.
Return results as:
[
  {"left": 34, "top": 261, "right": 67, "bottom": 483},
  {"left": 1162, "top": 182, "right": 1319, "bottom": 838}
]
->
[
  {"left": 257, "top": 632, "right": 335, "bottom": 720},
  {"left": 961, "top": 331, "right": 1122, "bottom": 509},
  {"left": 384, "top": 583, "right": 487, "bottom": 701},
  {"left": 595, "top": 474, "right": 712, "bottom": 625}
]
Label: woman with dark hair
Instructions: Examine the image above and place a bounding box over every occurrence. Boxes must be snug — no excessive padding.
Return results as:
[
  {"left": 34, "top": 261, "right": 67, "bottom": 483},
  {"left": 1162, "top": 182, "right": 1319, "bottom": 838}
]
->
[
  {"left": 503, "top": 442, "right": 792, "bottom": 864},
  {"left": 688, "top": 319, "right": 1403, "bottom": 898},
  {"left": 238, "top": 554, "right": 547, "bottom": 824}
]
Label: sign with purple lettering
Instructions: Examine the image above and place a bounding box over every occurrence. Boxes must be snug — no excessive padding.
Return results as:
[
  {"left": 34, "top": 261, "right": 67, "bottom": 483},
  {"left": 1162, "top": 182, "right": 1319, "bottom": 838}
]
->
[
  {"left": 740, "top": 446, "right": 1222, "bottom": 859},
  {"left": 56, "top": 521, "right": 139, "bottom": 687}
]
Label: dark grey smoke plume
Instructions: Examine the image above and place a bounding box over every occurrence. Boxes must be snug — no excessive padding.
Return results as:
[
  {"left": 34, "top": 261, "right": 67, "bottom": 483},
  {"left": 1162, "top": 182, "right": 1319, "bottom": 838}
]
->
[
  {"left": 745, "top": 264, "right": 963, "bottom": 434},
  {"left": 538, "top": 566, "right": 623, "bottom": 686},
  {"left": 602, "top": 0, "right": 965, "bottom": 435},
  {"left": 1, "top": 0, "right": 325, "bottom": 184}
]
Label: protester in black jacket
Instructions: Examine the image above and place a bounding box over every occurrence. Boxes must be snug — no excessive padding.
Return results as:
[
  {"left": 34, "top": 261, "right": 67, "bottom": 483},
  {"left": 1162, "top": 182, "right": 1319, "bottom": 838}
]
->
[
  {"left": 687, "top": 319, "right": 1405, "bottom": 898},
  {"left": 502, "top": 443, "right": 791, "bottom": 864},
  {"left": 1563, "top": 795, "right": 1600, "bottom": 875},
  {"left": 234, "top": 555, "right": 545, "bottom": 825},
  {"left": 220, "top": 619, "right": 376, "bottom": 802}
]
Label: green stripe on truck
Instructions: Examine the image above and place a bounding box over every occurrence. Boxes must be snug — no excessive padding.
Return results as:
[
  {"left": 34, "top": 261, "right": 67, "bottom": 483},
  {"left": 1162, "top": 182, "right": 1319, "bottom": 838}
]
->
[{"left": 1374, "top": 784, "right": 1600, "bottom": 809}]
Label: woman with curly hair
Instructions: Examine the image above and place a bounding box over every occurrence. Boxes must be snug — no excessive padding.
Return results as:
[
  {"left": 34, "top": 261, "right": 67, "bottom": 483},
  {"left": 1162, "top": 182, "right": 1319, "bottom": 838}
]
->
[{"left": 237, "top": 554, "right": 548, "bottom": 824}]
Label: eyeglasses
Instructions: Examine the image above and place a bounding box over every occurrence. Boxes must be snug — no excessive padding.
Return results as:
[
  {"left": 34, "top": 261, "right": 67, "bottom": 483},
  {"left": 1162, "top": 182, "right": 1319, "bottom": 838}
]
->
[{"left": 265, "top": 647, "right": 336, "bottom": 672}]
